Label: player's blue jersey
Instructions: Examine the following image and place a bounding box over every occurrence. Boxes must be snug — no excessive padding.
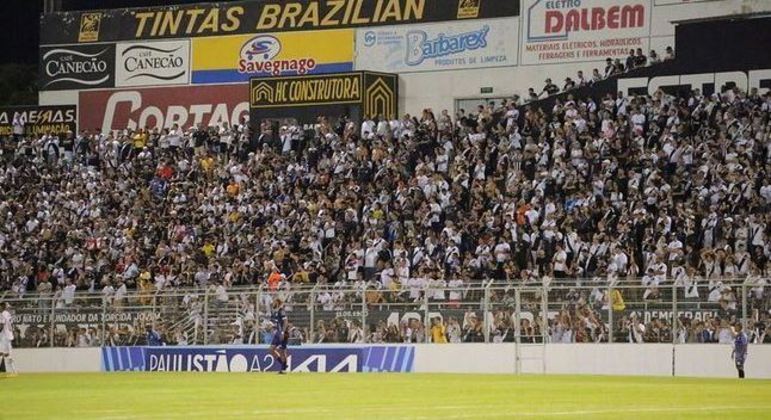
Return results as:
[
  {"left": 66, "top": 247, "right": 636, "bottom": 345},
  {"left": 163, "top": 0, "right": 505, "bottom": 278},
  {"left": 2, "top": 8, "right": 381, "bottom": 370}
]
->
[
  {"left": 271, "top": 307, "right": 286, "bottom": 334},
  {"left": 734, "top": 332, "right": 748, "bottom": 362}
]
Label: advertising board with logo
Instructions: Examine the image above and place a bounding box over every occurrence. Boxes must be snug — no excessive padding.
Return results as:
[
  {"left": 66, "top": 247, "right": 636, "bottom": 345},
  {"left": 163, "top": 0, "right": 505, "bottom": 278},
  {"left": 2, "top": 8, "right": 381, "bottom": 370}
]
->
[
  {"left": 102, "top": 346, "right": 415, "bottom": 373},
  {"left": 355, "top": 17, "right": 518, "bottom": 73},
  {"left": 40, "top": 1, "right": 520, "bottom": 45},
  {"left": 39, "top": 44, "right": 115, "bottom": 91},
  {"left": 0, "top": 105, "right": 77, "bottom": 137},
  {"left": 249, "top": 71, "right": 398, "bottom": 123},
  {"left": 191, "top": 30, "right": 354, "bottom": 84},
  {"left": 79, "top": 84, "right": 249, "bottom": 135},
  {"left": 116, "top": 40, "right": 191, "bottom": 87},
  {"left": 521, "top": 0, "right": 651, "bottom": 65}
]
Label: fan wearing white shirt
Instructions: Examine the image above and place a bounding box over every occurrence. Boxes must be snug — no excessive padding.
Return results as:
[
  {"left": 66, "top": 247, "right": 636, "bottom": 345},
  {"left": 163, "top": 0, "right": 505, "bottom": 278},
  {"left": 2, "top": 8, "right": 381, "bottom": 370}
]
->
[
  {"left": 552, "top": 244, "right": 568, "bottom": 278},
  {"left": 62, "top": 279, "right": 77, "bottom": 306},
  {"left": 1, "top": 303, "right": 17, "bottom": 375},
  {"left": 448, "top": 278, "right": 464, "bottom": 307}
]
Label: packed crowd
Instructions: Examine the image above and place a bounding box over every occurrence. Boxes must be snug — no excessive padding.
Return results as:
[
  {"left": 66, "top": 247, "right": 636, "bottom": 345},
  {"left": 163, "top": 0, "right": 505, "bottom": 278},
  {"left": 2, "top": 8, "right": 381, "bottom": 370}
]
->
[
  {"left": 1, "top": 64, "right": 770, "bottom": 345},
  {"left": 525, "top": 47, "right": 675, "bottom": 103}
]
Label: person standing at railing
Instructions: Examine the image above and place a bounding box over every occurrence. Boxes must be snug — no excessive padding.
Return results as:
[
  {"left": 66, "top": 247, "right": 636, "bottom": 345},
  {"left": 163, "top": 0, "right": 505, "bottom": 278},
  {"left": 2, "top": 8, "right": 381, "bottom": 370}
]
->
[
  {"left": 430, "top": 318, "right": 447, "bottom": 344},
  {"left": 0, "top": 303, "right": 18, "bottom": 376},
  {"left": 732, "top": 323, "right": 749, "bottom": 378},
  {"left": 146, "top": 325, "right": 163, "bottom": 346}
]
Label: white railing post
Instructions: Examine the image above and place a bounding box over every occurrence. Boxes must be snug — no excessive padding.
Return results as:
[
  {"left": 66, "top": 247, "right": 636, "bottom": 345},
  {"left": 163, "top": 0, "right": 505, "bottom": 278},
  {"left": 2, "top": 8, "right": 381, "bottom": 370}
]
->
[
  {"left": 48, "top": 297, "right": 56, "bottom": 348},
  {"left": 203, "top": 289, "right": 209, "bottom": 345},
  {"left": 100, "top": 298, "right": 108, "bottom": 347},
  {"left": 607, "top": 285, "right": 614, "bottom": 344},
  {"left": 741, "top": 283, "right": 748, "bottom": 331},
  {"left": 672, "top": 282, "right": 678, "bottom": 344},
  {"left": 309, "top": 284, "right": 317, "bottom": 344},
  {"left": 514, "top": 287, "right": 521, "bottom": 374},
  {"left": 483, "top": 281, "right": 491, "bottom": 343},
  {"left": 424, "top": 284, "right": 430, "bottom": 343}
]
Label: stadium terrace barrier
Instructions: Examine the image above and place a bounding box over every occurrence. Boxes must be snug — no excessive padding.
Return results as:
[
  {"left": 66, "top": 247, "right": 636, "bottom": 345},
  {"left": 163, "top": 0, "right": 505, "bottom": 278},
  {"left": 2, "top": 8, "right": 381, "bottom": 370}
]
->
[
  {"left": 12, "top": 344, "right": 771, "bottom": 378},
  {"left": 7, "top": 279, "right": 767, "bottom": 348}
]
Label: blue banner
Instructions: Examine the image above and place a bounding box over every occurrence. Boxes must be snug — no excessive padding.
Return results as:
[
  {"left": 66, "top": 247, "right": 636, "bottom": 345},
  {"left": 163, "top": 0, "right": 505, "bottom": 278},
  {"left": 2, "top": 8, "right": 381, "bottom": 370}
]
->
[{"left": 102, "top": 345, "right": 414, "bottom": 373}]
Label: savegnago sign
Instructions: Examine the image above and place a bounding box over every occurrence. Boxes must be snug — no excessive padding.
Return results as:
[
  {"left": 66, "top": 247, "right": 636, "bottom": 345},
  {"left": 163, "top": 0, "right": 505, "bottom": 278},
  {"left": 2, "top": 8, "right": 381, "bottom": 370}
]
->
[{"left": 521, "top": 0, "right": 651, "bottom": 65}]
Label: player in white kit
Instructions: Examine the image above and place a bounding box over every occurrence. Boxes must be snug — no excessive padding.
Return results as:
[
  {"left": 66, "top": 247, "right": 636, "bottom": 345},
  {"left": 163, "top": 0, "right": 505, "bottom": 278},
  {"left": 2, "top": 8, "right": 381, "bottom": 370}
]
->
[{"left": 1, "top": 303, "right": 17, "bottom": 376}]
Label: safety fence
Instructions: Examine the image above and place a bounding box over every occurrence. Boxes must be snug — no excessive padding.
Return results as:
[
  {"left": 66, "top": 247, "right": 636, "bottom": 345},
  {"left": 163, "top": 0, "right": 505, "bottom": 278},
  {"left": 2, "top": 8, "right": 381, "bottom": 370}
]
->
[{"left": 4, "top": 278, "right": 768, "bottom": 348}]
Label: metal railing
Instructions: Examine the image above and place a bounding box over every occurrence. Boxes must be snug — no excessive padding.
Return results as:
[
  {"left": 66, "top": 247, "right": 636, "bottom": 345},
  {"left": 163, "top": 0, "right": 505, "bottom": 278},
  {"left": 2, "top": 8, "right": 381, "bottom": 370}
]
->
[{"left": 3, "top": 278, "right": 768, "bottom": 348}]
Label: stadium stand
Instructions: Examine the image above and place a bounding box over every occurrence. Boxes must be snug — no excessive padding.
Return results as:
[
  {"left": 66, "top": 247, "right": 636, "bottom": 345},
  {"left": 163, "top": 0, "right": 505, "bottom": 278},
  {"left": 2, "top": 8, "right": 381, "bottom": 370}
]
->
[{"left": 1, "top": 76, "right": 769, "bottom": 347}]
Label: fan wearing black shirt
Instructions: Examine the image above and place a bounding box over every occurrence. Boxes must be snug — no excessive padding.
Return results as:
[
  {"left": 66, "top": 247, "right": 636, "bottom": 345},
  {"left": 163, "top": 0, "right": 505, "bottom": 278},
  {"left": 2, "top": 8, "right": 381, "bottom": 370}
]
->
[
  {"left": 634, "top": 48, "right": 647, "bottom": 67},
  {"left": 192, "top": 124, "right": 209, "bottom": 156},
  {"left": 625, "top": 49, "right": 636, "bottom": 71},
  {"left": 541, "top": 78, "right": 559, "bottom": 98}
]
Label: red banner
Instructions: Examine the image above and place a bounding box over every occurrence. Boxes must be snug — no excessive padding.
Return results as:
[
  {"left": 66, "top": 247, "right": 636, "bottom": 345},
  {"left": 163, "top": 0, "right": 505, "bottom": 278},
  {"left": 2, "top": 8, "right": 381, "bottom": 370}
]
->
[{"left": 79, "top": 84, "right": 249, "bottom": 134}]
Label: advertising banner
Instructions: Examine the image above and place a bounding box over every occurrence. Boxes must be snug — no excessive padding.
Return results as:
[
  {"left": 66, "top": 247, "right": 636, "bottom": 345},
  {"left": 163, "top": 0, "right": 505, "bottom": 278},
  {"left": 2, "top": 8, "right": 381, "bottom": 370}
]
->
[
  {"left": 12, "top": 310, "right": 158, "bottom": 326},
  {"left": 79, "top": 84, "right": 249, "bottom": 134},
  {"left": 192, "top": 30, "right": 354, "bottom": 84},
  {"left": 40, "top": 1, "right": 520, "bottom": 45},
  {"left": 0, "top": 105, "right": 77, "bottom": 137},
  {"left": 251, "top": 73, "right": 363, "bottom": 108},
  {"left": 521, "top": 0, "right": 651, "bottom": 65},
  {"left": 249, "top": 71, "right": 398, "bottom": 123},
  {"left": 355, "top": 17, "right": 518, "bottom": 73},
  {"left": 116, "top": 40, "right": 191, "bottom": 87},
  {"left": 102, "top": 345, "right": 415, "bottom": 373},
  {"left": 654, "top": 0, "right": 718, "bottom": 5},
  {"left": 39, "top": 44, "right": 115, "bottom": 91}
]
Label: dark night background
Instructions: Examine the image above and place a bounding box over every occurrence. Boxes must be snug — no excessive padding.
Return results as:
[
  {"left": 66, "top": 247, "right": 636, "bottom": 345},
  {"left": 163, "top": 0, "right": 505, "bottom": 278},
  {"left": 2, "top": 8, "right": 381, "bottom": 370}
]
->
[
  {"left": 2, "top": 0, "right": 246, "bottom": 65},
  {"left": 0, "top": 0, "right": 243, "bottom": 104}
]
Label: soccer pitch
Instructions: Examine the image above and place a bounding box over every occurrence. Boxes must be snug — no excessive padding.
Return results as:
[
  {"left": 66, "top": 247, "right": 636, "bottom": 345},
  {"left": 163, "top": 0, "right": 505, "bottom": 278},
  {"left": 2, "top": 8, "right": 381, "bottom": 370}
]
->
[{"left": 4, "top": 373, "right": 770, "bottom": 419}]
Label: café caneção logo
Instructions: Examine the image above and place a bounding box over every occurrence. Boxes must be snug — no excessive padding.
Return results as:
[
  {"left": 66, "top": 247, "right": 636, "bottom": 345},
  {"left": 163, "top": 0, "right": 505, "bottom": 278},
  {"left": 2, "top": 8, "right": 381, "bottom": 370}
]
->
[
  {"left": 41, "top": 45, "right": 115, "bottom": 90},
  {"left": 117, "top": 41, "right": 190, "bottom": 87},
  {"left": 238, "top": 35, "right": 317, "bottom": 77}
]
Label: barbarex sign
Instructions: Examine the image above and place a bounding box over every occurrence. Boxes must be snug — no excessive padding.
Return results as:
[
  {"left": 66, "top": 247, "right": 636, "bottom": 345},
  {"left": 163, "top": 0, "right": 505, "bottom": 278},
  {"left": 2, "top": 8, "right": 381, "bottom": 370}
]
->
[
  {"left": 116, "top": 40, "right": 191, "bottom": 87},
  {"left": 39, "top": 44, "right": 115, "bottom": 90}
]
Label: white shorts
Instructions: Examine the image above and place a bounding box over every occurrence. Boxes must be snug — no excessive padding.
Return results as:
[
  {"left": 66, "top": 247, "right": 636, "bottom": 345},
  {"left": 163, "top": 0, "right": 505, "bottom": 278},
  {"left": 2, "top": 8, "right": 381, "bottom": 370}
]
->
[{"left": 0, "top": 336, "right": 12, "bottom": 355}]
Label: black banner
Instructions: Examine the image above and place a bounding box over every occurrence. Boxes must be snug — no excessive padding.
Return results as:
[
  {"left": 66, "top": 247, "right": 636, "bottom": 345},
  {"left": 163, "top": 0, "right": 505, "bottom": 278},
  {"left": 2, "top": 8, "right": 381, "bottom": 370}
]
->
[
  {"left": 40, "top": 0, "right": 519, "bottom": 45},
  {"left": 522, "top": 16, "right": 771, "bottom": 114},
  {"left": 39, "top": 44, "right": 116, "bottom": 91},
  {"left": 0, "top": 106, "right": 77, "bottom": 138},
  {"left": 250, "top": 71, "right": 398, "bottom": 125}
]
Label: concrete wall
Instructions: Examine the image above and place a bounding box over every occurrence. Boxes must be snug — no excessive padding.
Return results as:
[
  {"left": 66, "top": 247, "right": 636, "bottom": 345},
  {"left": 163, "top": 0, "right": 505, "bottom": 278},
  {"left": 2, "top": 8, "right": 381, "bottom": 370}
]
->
[
  {"left": 14, "top": 347, "right": 102, "bottom": 372},
  {"left": 13, "top": 344, "right": 771, "bottom": 378},
  {"left": 413, "top": 343, "right": 516, "bottom": 374}
]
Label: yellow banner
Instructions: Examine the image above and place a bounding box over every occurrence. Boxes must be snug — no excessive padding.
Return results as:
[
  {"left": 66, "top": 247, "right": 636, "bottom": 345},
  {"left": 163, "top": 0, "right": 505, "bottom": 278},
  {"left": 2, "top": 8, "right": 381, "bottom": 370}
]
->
[{"left": 192, "top": 30, "right": 354, "bottom": 83}]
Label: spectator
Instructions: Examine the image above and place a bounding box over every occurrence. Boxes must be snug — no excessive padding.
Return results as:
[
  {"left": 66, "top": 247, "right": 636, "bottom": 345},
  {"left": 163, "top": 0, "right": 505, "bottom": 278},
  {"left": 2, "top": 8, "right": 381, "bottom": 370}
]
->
[
  {"left": 664, "top": 46, "right": 675, "bottom": 61},
  {"left": 146, "top": 325, "right": 163, "bottom": 346},
  {"left": 563, "top": 77, "right": 576, "bottom": 91},
  {"left": 625, "top": 49, "right": 637, "bottom": 71},
  {"left": 603, "top": 58, "right": 616, "bottom": 78},
  {"left": 541, "top": 78, "right": 560, "bottom": 98},
  {"left": 634, "top": 48, "right": 647, "bottom": 67},
  {"left": 591, "top": 68, "right": 602, "bottom": 83},
  {"left": 649, "top": 50, "right": 661, "bottom": 64}
]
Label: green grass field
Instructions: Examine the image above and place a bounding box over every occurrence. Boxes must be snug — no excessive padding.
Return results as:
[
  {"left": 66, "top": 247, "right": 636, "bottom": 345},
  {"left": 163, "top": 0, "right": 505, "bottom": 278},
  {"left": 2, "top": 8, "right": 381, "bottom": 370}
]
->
[{"left": 3, "top": 373, "right": 771, "bottom": 419}]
